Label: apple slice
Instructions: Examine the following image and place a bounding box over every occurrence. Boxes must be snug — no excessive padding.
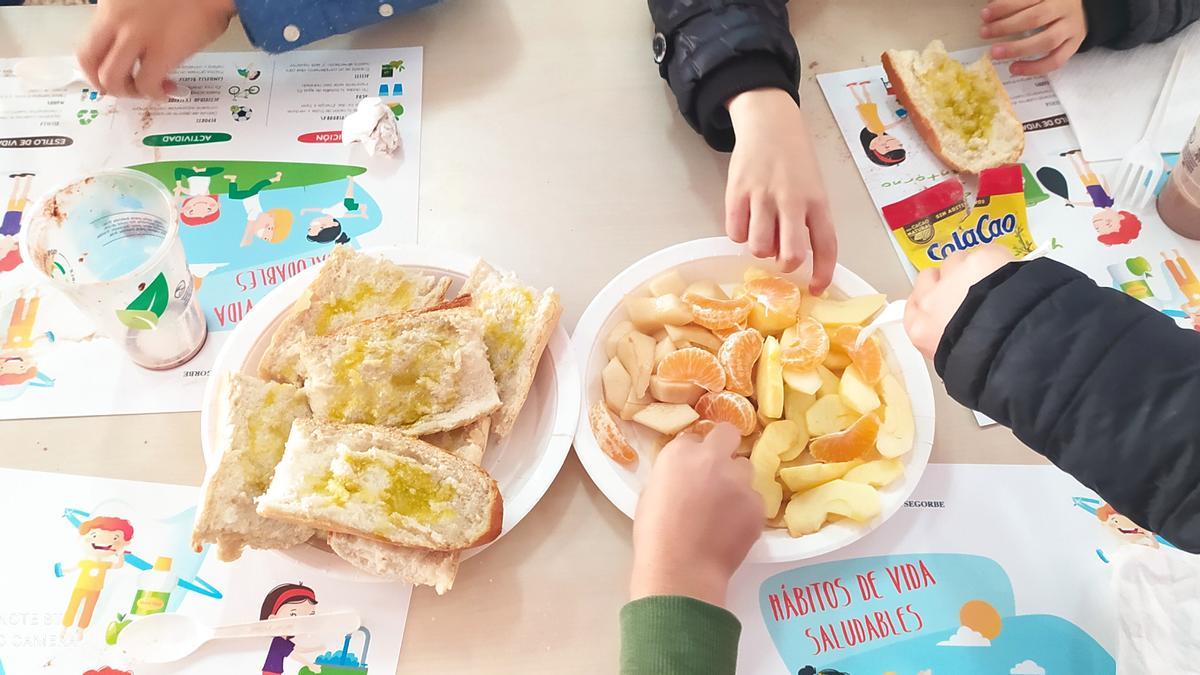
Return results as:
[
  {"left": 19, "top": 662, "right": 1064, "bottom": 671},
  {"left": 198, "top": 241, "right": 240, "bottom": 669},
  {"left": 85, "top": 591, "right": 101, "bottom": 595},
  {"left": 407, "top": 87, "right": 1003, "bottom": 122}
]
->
[
  {"left": 784, "top": 479, "right": 881, "bottom": 536},
  {"left": 601, "top": 357, "right": 632, "bottom": 413},
  {"left": 817, "top": 364, "right": 841, "bottom": 398},
  {"left": 809, "top": 294, "right": 887, "bottom": 327},
  {"left": 683, "top": 280, "right": 728, "bottom": 300},
  {"left": 750, "top": 430, "right": 784, "bottom": 518},
  {"left": 779, "top": 459, "right": 864, "bottom": 492},
  {"left": 755, "top": 335, "right": 784, "bottom": 419},
  {"left": 648, "top": 270, "right": 688, "bottom": 297},
  {"left": 605, "top": 320, "right": 635, "bottom": 358},
  {"left": 876, "top": 373, "right": 915, "bottom": 458},
  {"left": 838, "top": 364, "right": 881, "bottom": 415},
  {"left": 616, "top": 330, "right": 655, "bottom": 399},
  {"left": 805, "top": 394, "right": 856, "bottom": 436},
  {"left": 843, "top": 458, "right": 905, "bottom": 487},
  {"left": 664, "top": 324, "right": 723, "bottom": 353},
  {"left": 653, "top": 336, "right": 675, "bottom": 367},
  {"left": 632, "top": 402, "right": 700, "bottom": 436},
  {"left": 783, "top": 368, "right": 822, "bottom": 394},
  {"left": 649, "top": 375, "right": 704, "bottom": 405}
]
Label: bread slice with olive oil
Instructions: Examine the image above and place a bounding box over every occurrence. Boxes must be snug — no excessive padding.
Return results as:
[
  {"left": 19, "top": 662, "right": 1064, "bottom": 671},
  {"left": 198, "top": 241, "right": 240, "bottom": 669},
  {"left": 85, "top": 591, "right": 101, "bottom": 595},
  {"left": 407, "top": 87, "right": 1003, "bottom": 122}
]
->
[
  {"left": 298, "top": 305, "right": 502, "bottom": 436},
  {"left": 259, "top": 244, "right": 453, "bottom": 385},
  {"left": 327, "top": 418, "right": 491, "bottom": 593},
  {"left": 258, "top": 419, "right": 503, "bottom": 552},
  {"left": 191, "top": 372, "right": 314, "bottom": 561},
  {"left": 459, "top": 260, "right": 561, "bottom": 437},
  {"left": 882, "top": 40, "right": 1023, "bottom": 174}
]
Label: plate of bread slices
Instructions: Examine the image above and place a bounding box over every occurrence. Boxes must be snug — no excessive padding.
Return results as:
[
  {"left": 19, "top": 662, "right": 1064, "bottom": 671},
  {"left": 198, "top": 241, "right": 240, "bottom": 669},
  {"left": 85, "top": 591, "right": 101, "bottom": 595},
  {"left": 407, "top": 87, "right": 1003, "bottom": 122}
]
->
[
  {"left": 571, "top": 238, "right": 935, "bottom": 563},
  {"left": 195, "top": 244, "right": 578, "bottom": 593}
]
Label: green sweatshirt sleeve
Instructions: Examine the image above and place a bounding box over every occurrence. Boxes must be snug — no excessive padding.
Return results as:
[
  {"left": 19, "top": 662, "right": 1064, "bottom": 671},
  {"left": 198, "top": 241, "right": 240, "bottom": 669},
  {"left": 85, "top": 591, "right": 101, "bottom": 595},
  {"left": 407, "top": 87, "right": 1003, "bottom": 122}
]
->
[{"left": 620, "top": 595, "right": 742, "bottom": 675}]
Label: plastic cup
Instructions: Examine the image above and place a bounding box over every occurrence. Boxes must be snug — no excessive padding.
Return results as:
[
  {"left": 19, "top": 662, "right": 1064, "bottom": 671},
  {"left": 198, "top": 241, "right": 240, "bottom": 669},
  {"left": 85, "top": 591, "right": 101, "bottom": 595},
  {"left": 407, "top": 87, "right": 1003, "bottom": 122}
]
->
[{"left": 20, "top": 169, "right": 207, "bottom": 370}]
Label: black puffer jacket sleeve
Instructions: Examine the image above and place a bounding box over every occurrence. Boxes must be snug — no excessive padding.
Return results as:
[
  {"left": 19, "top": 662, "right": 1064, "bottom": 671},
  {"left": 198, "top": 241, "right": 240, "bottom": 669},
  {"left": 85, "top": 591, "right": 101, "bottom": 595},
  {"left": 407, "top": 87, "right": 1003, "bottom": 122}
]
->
[
  {"left": 935, "top": 259, "right": 1200, "bottom": 553},
  {"left": 649, "top": 0, "right": 801, "bottom": 152},
  {"left": 1081, "top": 0, "right": 1200, "bottom": 50}
]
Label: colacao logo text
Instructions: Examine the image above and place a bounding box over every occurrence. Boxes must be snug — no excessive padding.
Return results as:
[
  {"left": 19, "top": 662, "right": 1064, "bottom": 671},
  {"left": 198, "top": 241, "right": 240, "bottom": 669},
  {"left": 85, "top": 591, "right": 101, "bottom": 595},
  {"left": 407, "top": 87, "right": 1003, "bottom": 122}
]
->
[{"left": 926, "top": 213, "right": 1016, "bottom": 262}]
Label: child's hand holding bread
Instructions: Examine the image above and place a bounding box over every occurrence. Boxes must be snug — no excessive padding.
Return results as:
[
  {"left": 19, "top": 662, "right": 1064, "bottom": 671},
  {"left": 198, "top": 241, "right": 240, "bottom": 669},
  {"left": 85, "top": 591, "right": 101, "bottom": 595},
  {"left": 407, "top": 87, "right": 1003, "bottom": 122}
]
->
[{"left": 979, "top": 0, "right": 1088, "bottom": 76}]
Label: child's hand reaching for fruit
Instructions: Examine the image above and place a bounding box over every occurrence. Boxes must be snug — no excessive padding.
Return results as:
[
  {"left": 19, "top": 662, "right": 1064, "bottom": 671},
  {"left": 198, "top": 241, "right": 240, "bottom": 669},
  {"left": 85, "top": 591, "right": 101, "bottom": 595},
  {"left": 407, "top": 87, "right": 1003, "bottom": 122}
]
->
[
  {"left": 904, "top": 246, "right": 1016, "bottom": 359},
  {"left": 726, "top": 89, "right": 838, "bottom": 294},
  {"left": 630, "top": 423, "right": 761, "bottom": 606},
  {"left": 979, "top": 0, "right": 1087, "bottom": 76}
]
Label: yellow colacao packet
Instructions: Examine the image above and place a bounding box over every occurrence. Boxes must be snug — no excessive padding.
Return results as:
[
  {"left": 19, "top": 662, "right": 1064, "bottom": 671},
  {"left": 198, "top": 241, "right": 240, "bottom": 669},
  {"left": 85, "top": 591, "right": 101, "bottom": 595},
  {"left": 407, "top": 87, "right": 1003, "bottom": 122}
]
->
[{"left": 882, "top": 164, "right": 1037, "bottom": 271}]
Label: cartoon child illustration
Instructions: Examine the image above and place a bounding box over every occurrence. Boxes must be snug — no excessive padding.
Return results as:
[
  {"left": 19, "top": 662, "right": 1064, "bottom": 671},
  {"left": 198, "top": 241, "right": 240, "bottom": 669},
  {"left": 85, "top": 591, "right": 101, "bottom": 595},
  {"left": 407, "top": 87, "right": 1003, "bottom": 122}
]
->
[
  {"left": 173, "top": 166, "right": 224, "bottom": 226},
  {"left": 57, "top": 517, "right": 134, "bottom": 640},
  {"left": 1, "top": 173, "right": 35, "bottom": 272},
  {"left": 84, "top": 669, "right": 132, "bottom": 675},
  {"left": 260, "top": 583, "right": 324, "bottom": 675},
  {"left": 799, "top": 667, "right": 848, "bottom": 675},
  {"left": 0, "top": 293, "right": 54, "bottom": 399},
  {"left": 226, "top": 172, "right": 294, "bottom": 247},
  {"left": 301, "top": 176, "right": 369, "bottom": 246},
  {"left": 1096, "top": 503, "right": 1159, "bottom": 548},
  {"left": 846, "top": 81, "right": 907, "bottom": 166},
  {"left": 1092, "top": 208, "right": 1142, "bottom": 246}
]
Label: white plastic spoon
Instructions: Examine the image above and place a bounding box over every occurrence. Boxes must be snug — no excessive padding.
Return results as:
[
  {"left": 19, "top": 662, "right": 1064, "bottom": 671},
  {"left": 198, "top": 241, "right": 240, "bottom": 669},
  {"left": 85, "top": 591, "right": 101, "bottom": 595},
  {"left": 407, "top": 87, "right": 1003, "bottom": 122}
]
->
[
  {"left": 855, "top": 240, "right": 1054, "bottom": 349},
  {"left": 13, "top": 57, "right": 191, "bottom": 100},
  {"left": 118, "top": 610, "right": 361, "bottom": 664}
]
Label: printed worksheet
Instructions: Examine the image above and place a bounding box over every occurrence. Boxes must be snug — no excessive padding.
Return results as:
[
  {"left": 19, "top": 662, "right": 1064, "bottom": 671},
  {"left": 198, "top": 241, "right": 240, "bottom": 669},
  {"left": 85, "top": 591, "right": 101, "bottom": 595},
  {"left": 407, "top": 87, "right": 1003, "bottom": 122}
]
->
[
  {"left": 729, "top": 464, "right": 1176, "bottom": 674},
  {"left": 818, "top": 48, "right": 1200, "bottom": 426},
  {"left": 0, "top": 468, "right": 413, "bottom": 675},
  {"left": 0, "top": 48, "right": 423, "bottom": 419}
]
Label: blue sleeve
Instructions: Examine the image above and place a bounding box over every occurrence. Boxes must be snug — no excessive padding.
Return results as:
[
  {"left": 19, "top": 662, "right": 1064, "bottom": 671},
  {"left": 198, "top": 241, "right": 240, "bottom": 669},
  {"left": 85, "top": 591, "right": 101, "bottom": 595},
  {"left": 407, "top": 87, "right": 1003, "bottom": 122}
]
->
[{"left": 235, "top": 0, "right": 442, "bottom": 53}]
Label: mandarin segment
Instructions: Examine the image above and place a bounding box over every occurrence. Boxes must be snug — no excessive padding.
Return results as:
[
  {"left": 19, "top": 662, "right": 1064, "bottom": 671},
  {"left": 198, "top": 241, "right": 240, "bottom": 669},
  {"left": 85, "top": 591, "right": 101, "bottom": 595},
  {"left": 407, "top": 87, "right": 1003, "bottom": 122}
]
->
[
  {"left": 781, "top": 317, "right": 830, "bottom": 371},
  {"left": 828, "top": 325, "right": 861, "bottom": 353},
  {"left": 809, "top": 413, "right": 881, "bottom": 463},
  {"left": 718, "top": 328, "right": 764, "bottom": 396},
  {"left": 850, "top": 336, "right": 885, "bottom": 385},
  {"left": 589, "top": 402, "right": 638, "bottom": 465},
  {"left": 656, "top": 346, "right": 727, "bottom": 392},
  {"left": 695, "top": 391, "right": 757, "bottom": 436},
  {"left": 746, "top": 276, "right": 803, "bottom": 333},
  {"left": 681, "top": 291, "right": 754, "bottom": 330}
]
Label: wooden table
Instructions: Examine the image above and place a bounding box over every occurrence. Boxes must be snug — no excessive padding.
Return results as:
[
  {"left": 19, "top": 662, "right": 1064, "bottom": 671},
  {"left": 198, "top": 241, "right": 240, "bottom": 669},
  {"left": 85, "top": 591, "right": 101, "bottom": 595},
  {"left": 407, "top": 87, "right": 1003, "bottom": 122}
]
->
[{"left": 0, "top": 1, "right": 1044, "bottom": 671}]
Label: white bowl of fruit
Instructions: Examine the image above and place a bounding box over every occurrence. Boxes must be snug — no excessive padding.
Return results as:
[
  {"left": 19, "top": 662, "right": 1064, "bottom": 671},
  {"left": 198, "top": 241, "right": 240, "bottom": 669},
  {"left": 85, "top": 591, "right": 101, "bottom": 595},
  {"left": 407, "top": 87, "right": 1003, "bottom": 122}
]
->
[{"left": 571, "top": 238, "right": 935, "bottom": 563}]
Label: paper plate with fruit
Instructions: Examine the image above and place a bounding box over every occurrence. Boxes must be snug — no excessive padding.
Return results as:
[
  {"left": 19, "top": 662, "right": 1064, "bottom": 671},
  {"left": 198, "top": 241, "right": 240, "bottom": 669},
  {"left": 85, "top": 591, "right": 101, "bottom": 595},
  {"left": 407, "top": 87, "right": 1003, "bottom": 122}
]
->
[{"left": 571, "top": 238, "right": 934, "bottom": 563}]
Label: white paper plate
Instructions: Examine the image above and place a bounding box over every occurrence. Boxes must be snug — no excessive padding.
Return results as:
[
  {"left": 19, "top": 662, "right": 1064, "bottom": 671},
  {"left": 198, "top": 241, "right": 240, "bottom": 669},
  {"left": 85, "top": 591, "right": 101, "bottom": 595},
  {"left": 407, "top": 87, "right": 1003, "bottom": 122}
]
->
[
  {"left": 200, "top": 245, "right": 580, "bottom": 581},
  {"left": 571, "top": 238, "right": 935, "bottom": 564}
]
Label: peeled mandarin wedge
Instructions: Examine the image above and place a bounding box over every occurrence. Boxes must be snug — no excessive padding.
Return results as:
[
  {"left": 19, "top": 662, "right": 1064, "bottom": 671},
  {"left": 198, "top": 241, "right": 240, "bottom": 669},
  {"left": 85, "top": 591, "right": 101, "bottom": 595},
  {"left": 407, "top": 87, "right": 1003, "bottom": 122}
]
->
[
  {"left": 695, "top": 391, "right": 758, "bottom": 436},
  {"left": 657, "top": 346, "right": 727, "bottom": 392},
  {"left": 850, "top": 336, "right": 885, "bottom": 385},
  {"left": 781, "top": 317, "right": 830, "bottom": 371},
  {"left": 746, "top": 276, "right": 803, "bottom": 333},
  {"left": 718, "top": 328, "right": 764, "bottom": 396},
  {"left": 685, "top": 419, "right": 719, "bottom": 437},
  {"left": 809, "top": 413, "right": 881, "bottom": 463},
  {"left": 828, "top": 325, "right": 860, "bottom": 353},
  {"left": 681, "top": 291, "right": 754, "bottom": 331},
  {"left": 589, "top": 402, "right": 638, "bottom": 465}
]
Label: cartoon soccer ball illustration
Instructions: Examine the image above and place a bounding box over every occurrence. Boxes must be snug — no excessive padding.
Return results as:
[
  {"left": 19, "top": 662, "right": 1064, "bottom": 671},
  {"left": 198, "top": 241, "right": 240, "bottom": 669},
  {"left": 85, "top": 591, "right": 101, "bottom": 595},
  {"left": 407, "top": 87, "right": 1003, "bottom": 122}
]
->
[{"left": 231, "top": 105, "right": 253, "bottom": 122}]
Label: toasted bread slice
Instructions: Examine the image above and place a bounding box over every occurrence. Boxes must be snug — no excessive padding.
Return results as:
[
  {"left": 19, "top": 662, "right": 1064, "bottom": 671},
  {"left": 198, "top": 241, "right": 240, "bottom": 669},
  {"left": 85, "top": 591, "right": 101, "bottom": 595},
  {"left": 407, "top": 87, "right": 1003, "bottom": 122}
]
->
[
  {"left": 258, "top": 244, "right": 452, "bottom": 385},
  {"left": 327, "top": 418, "right": 491, "bottom": 592},
  {"left": 882, "top": 40, "right": 1023, "bottom": 173},
  {"left": 299, "top": 306, "right": 501, "bottom": 436},
  {"left": 459, "top": 260, "right": 561, "bottom": 436},
  {"left": 258, "top": 419, "right": 503, "bottom": 552},
  {"left": 191, "top": 372, "right": 314, "bottom": 561}
]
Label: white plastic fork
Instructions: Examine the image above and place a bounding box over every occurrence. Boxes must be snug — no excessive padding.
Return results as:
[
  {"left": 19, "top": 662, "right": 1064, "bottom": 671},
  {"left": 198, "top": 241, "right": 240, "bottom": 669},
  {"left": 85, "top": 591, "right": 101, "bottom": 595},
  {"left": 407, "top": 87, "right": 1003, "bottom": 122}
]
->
[
  {"left": 1111, "top": 44, "right": 1188, "bottom": 211},
  {"left": 855, "top": 240, "right": 1054, "bottom": 349}
]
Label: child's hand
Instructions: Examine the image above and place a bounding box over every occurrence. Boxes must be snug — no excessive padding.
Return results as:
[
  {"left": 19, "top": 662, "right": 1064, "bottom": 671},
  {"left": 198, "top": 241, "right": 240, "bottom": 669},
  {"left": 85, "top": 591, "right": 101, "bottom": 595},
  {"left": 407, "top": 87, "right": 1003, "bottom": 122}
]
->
[
  {"left": 78, "top": 0, "right": 236, "bottom": 100},
  {"left": 980, "top": 0, "right": 1087, "bottom": 76},
  {"left": 904, "top": 246, "right": 1015, "bottom": 359},
  {"left": 630, "top": 423, "right": 761, "bottom": 606},
  {"left": 727, "top": 89, "right": 837, "bottom": 294}
]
